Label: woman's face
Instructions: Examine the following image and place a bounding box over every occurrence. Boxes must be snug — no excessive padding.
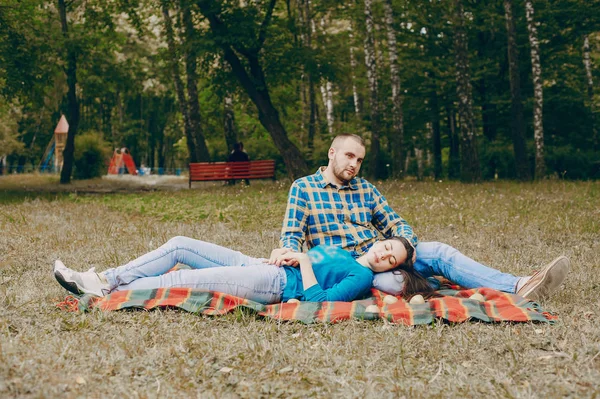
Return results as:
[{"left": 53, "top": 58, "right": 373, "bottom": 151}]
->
[{"left": 366, "top": 239, "right": 408, "bottom": 273}]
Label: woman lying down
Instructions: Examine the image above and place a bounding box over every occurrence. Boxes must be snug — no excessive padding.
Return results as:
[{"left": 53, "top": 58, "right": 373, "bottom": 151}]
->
[{"left": 53, "top": 236, "right": 432, "bottom": 304}]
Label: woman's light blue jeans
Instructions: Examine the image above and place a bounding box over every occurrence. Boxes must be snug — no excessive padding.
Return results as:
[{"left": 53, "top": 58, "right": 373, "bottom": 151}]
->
[
  {"left": 103, "top": 236, "right": 286, "bottom": 304},
  {"left": 373, "top": 241, "right": 521, "bottom": 295}
]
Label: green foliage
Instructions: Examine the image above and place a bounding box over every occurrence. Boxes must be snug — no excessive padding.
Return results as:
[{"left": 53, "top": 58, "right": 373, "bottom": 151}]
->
[
  {"left": 546, "top": 145, "right": 600, "bottom": 179},
  {"left": 73, "top": 131, "right": 110, "bottom": 179},
  {"left": 0, "top": 0, "right": 599, "bottom": 179}
]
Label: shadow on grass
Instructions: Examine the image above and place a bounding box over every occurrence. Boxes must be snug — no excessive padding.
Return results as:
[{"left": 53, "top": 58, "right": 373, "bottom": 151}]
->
[{"left": 0, "top": 190, "right": 72, "bottom": 205}]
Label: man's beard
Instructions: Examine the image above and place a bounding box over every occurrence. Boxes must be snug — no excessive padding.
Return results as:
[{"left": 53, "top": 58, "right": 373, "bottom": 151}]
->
[{"left": 333, "top": 162, "right": 355, "bottom": 184}]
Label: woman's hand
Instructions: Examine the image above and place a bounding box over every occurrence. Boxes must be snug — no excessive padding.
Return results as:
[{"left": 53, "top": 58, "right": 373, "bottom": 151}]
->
[
  {"left": 282, "top": 252, "right": 309, "bottom": 265},
  {"left": 265, "top": 248, "right": 305, "bottom": 266}
]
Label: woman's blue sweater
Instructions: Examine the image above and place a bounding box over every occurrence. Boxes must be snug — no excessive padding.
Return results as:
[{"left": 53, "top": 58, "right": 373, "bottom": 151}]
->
[{"left": 282, "top": 246, "right": 373, "bottom": 302}]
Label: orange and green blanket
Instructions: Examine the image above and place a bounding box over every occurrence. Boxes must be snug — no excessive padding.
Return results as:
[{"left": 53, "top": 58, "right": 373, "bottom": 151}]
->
[{"left": 57, "top": 286, "right": 557, "bottom": 325}]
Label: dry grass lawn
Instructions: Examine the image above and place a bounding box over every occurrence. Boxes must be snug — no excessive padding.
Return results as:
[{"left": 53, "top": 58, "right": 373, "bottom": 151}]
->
[{"left": 1, "top": 174, "right": 599, "bottom": 397}]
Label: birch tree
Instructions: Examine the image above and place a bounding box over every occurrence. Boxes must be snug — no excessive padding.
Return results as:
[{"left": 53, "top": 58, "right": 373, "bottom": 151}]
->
[
  {"left": 504, "top": 0, "right": 530, "bottom": 180},
  {"left": 525, "top": 0, "right": 545, "bottom": 179},
  {"left": 299, "top": 0, "right": 317, "bottom": 158},
  {"left": 349, "top": 33, "right": 361, "bottom": 116},
  {"left": 383, "top": 0, "right": 405, "bottom": 178},
  {"left": 452, "top": 0, "right": 480, "bottom": 182},
  {"left": 315, "top": 17, "right": 334, "bottom": 136},
  {"left": 364, "top": 0, "right": 383, "bottom": 178}
]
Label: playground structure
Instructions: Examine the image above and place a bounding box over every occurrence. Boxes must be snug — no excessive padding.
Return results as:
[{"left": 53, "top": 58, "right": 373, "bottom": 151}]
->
[
  {"left": 108, "top": 148, "right": 138, "bottom": 175},
  {"left": 39, "top": 115, "right": 69, "bottom": 172}
]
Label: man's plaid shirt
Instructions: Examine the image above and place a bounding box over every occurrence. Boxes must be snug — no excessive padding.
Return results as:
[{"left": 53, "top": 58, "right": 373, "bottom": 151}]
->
[{"left": 280, "top": 167, "right": 417, "bottom": 258}]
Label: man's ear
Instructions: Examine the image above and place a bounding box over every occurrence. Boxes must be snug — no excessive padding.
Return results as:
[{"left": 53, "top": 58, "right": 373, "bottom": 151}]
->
[{"left": 327, "top": 147, "right": 335, "bottom": 160}]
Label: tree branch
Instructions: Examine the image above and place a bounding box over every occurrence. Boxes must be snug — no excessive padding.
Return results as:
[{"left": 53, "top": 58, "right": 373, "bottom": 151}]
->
[
  {"left": 196, "top": 0, "right": 253, "bottom": 56},
  {"left": 257, "top": 0, "right": 277, "bottom": 50}
]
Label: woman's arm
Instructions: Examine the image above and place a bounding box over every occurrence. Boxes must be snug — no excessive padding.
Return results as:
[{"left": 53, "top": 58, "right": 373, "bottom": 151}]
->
[
  {"left": 284, "top": 251, "right": 372, "bottom": 302},
  {"left": 285, "top": 252, "right": 318, "bottom": 291}
]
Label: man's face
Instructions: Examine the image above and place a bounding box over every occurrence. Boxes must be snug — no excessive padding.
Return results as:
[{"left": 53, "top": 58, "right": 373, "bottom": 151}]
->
[{"left": 328, "top": 138, "right": 366, "bottom": 184}]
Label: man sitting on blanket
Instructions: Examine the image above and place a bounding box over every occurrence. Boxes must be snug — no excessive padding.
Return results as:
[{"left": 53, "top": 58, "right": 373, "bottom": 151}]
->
[{"left": 268, "top": 134, "right": 569, "bottom": 300}]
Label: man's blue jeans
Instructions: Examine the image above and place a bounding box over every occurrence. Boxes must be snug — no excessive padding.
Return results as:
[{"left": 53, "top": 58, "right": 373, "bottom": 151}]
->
[{"left": 373, "top": 241, "right": 521, "bottom": 295}]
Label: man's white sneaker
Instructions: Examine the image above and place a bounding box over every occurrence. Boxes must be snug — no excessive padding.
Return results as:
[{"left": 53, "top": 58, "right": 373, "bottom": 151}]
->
[
  {"left": 516, "top": 256, "right": 570, "bottom": 301},
  {"left": 53, "top": 260, "right": 110, "bottom": 297}
]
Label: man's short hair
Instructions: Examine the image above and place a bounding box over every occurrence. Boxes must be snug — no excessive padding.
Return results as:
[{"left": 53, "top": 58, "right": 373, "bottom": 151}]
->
[{"left": 331, "top": 134, "right": 365, "bottom": 149}]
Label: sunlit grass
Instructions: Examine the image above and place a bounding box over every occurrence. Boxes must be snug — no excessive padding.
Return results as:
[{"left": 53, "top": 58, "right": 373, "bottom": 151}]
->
[{"left": 0, "top": 176, "right": 599, "bottom": 396}]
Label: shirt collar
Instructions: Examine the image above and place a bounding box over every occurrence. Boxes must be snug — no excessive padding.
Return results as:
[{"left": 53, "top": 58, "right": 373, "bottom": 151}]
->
[{"left": 315, "top": 167, "right": 359, "bottom": 190}]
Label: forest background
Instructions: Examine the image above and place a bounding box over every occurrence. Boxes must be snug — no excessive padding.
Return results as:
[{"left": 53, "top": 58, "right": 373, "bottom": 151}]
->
[{"left": 0, "top": 0, "right": 599, "bottom": 183}]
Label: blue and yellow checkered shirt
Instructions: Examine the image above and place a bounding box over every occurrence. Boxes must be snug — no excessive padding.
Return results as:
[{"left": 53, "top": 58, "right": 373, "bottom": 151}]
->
[{"left": 280, "top": 167, "right": 417, "bottom": 258}]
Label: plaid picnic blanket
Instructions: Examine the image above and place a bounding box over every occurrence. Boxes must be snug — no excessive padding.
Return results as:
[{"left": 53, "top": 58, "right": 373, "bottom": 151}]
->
[{"left": 57, "top": 286, "right": 557, "bottom": 325}]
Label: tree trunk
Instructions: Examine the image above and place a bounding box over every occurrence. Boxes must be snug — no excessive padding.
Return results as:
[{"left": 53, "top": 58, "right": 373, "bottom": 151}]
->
[
  {"left": 317, "top": 17, "right": 334, "bottom": 136},
  {"left": 161, "top": 0, "right": 197, "bottom": 163},
  {"left": 181, "top": 0, "right": 211, "bottom": 161},
  {"left": 198, "top": 0, "right": 308, "bottom": 179},
  {"left": 525, "top": 0, "right": 545, "bottom": 179},
  {"left": 477, "top": 32, "right": 498, "bottom": 142},
  {"left": 364, "top": 0, "right": 383, "bottom": 179},
  {"left": 430, "top": 76, "right": 442, "bottom": 179},
  {"left": 223, "top": 94, "right": 238, "bottom": 153},
  {"left": 58, "top": 0, "right": 80, "bottom": 184},
  {"left": 504, "top": 0, "right": 531, "bottom": 180},
  {"left": 349, "top": 41, "right": 361, "bottom": 116},
  {"left": 452, "top": 0, "right": 481, "bottom": 182},
  {"left": 299, "top": 0, "right": 316, "bottom": 160},
  {"left": 584, "top": 36, "right": 598, "bottom": 151},
  {"left": 383, "top": 0, "right": 405, "bottom": 179},
  {"left": 447, "top": 105, "right": 461, "bottom": 180},
  {"left": 322, "top": 81, "right": 334, "bottom": 136}
]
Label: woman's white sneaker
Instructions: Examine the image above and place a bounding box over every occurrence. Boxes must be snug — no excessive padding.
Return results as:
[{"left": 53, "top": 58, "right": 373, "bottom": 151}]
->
[{"left": 53, "top": 260, "right": 110, "bottom": 297}]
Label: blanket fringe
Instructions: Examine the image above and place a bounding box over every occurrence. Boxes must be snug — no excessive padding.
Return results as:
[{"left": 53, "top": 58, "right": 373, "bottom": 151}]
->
[{"left": 56, "top": 295, "right": 80, "bottom": 312}]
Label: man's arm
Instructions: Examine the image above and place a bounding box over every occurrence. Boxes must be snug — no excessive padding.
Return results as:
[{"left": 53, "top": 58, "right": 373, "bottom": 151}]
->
[
  {"left": 370, "top": 185, "right": 418, "bottom": 248},
  {"left": 279, "top": 181, "right": 309, "bottom": 252}
]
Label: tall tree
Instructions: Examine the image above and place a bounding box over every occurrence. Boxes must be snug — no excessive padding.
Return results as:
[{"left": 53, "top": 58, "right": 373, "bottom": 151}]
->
[
  {"left": 383, "top": 0, "right": 405, "bottom": 178},
  {"left": 363, "top": 0, "right": 383, "bottom": 178},
  {"left": 197, "top": 0, "right": 309, "bottom": 179},
  {"left": 430, "top": 72, "right": 442, "bottom": 180},
  {"left": 161, "top": 0, "right": 198, "bottom": 162},
  {"left": 180, "top": 0, "right": 210, "bottom": 161},
  {"left": 525, "top": 0, "right": 545, "bottom": 179},
  {"left": 446, "top": 104, "right": 461, "bottom": 179},
  {"left": 299, "top": 0, "right": 317, "bottom": 159},
  {"left": 583, "top": 35, "right": 598, "bottom": 151},
  {"left": 317, "top": 17, "right": 334, "bottom": 136},
  {"left": 452, "top": 0, "right": 481, "bottom": 182},
  {"left": 349, "top": 32, "right": 361, "bottom": 116},
  {"left": 223, "top": 94, "right": 238, "bottom": 153},
  {"left": 504, "top": 0, "right": 531, "bottom": 180},
  {"left": 58, "top": 0, "right": 80, "bottom": 184}
]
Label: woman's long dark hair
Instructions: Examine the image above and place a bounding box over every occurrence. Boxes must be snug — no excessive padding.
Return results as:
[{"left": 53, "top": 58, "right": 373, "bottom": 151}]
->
[{"left": 389, "top": 237, "right": 434, "bottom": 297}]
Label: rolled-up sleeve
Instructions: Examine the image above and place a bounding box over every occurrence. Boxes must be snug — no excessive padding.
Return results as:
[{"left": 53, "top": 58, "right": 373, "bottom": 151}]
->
[{"left": 370, "top": 185, "right": 418, "bottom": 247}]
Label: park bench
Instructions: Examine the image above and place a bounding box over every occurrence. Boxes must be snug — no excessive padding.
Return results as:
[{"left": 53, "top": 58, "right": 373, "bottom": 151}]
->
[{"left": 189, "top": 160, "right": 276, "bottom": 188}]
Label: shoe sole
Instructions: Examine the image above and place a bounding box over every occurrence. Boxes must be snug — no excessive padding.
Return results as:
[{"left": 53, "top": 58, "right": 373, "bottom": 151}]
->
[
  {"left": 520, "top": 256, "right": 570, "bottom": 301},
  {"left": 53, "top": 265, "right": 84, "bottom": 295}
]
